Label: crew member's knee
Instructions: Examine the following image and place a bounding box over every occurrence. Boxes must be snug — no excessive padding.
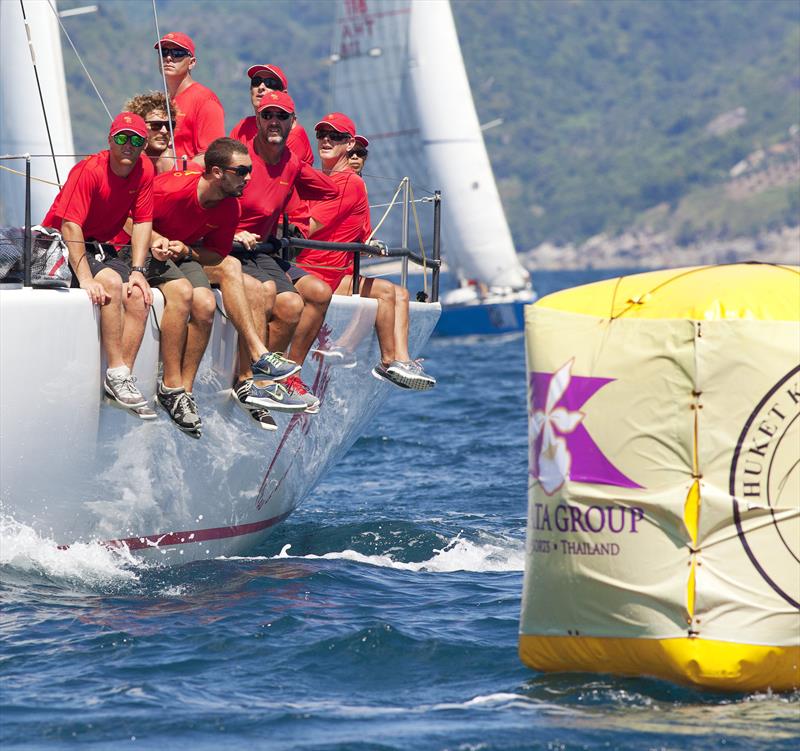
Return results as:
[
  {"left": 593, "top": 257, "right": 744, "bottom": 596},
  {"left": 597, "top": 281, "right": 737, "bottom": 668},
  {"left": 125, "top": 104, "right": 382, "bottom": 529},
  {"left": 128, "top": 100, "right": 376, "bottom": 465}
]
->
[
  {"left": 276, "top": 291, "right": 304, "bottom": 324},
  {"left": 394, "top": 284, "right": 409, "bottom": 306},
  {"left": 192, "top": 287, "right": 216, "bottom": 324},
  {"left": 373, "top": 278, "right": 395, "bottom": 303},
  {"left": 164, "top": 278, "right": 193, "bottom": 309},
  {"left": 124, "top": 283, "right": 149, "bottom": 318},
  {"left": 302, "top": 276, "right": 333, "bottom": 306},
  {"left": 220, "top": 254, "right": 242, "bottom": 279},
  {"left": 97, "top": 269, "right": 123, "bottom": 300}
]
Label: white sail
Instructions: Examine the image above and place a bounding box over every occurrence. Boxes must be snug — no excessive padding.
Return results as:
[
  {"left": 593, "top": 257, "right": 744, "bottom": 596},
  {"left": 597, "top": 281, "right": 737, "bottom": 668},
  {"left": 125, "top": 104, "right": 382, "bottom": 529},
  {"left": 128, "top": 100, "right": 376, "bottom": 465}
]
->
[
  {"left": 330, "top": 0, "right": 530, "bottom": 291},
  {"left": 0, "top": 0, "right": 75, "bottom": 227}
]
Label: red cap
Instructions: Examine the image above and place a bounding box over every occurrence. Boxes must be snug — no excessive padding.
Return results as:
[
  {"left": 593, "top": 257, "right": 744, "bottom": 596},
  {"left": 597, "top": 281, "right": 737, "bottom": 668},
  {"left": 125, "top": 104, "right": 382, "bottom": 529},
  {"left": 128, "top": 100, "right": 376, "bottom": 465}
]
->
[
  {"left": 315, "top": 113, "right": 356, "bottom": 138},
  {"left": 153, "top": 32, "right": 195, "bottom": 56},
  {"left": 109, "top": 112, "right": 148, "bottom": 139},
  {"left": 257, "top": 90, "right": 295, "bottom": 114},
  {"left": 246, "top": 64, "right": 288, "bottom": 90},
  {"left": 354, "top": 135, "right": 369, "bottom": 148}
]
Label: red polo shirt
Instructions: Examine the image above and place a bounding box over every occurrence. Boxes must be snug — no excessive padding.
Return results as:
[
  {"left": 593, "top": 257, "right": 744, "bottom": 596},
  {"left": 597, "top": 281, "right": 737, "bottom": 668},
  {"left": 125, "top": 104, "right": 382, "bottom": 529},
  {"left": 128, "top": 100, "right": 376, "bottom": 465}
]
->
[
  {"left": 151, "top": 170, "right": 239, "bottom": 256},
  {"left": 235, "top": 139, "right": 338, "bottom": 240},
  {"left": 296, "top": 168, "right": 369, "bottom": 289},
  {"left": 42, "top": 151, "right": 154, "bottom": 241},
  {"left": 173, "top": 82, "right": 225, "bottom": 161},
  {"left": 230, "top": 117, "right": 314, "bottom": 164}
]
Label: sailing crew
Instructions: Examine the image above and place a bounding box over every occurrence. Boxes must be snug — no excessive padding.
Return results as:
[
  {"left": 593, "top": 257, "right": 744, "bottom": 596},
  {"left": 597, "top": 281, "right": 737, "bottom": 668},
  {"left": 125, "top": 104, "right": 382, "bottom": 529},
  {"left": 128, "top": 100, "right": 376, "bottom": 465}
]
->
[
  {"left": 347, "top": 135, "right": 369, "bottom": 176},
  {"left": 232, "top": 90, "right": 340, "bottom": 417},
  {"left": 140, "top": 137, "right": 303, "bottom": 430},
  {"left": 154, "top": 32, "right": 224, "bottom": 168},
  {"left": 229, "top": 62, "right": 314, "bottom": 238},
  {"left": 297, "top": 113, "right": 436, "bottom": 391},
  {"left": 125, "top": 91, "right": 177, "bottom": 174},
  {"left": 41, "top": 112, "right": 155, "bottom": 415}
]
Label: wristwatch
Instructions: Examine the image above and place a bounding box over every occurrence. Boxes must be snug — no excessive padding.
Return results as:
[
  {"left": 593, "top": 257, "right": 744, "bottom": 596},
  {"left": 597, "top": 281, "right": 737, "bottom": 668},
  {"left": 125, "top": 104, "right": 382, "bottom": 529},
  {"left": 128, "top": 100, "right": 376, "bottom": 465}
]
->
[{"left": 131, "top": 265, "right": 147, "bottom": 274}]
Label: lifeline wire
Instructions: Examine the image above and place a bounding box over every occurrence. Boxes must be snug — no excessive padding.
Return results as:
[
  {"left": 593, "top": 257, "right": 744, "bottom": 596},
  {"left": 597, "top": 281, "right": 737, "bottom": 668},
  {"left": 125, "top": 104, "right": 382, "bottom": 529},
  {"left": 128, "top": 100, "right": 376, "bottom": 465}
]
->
[
  {"left": 45, "top": 0, "right": 112, "bottom": 121},
  {"left": 151, "top": 0, "right": 178, "bottom": 164},
  {"left": 21, "top": 0, "right": 61, "bottom": 185}
]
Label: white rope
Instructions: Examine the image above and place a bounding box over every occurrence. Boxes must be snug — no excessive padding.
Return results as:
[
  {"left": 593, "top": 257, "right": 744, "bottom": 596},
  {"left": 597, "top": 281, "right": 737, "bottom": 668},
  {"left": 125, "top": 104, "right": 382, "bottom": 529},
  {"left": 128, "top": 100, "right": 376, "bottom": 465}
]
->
[
  {"left": 45, "top": 0, "right": 112, "bottom": 120},
  {"left": 151, "top": 0, "right": 178, "bottom": 164},
  {"left": 0, "top": 163, "right": 61, "bottom": 187}
]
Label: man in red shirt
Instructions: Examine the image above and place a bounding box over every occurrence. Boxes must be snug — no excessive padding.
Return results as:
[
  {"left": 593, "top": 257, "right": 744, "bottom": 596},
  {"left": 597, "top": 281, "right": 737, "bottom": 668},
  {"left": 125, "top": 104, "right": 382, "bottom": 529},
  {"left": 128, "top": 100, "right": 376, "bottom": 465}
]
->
[
  {"left": 143, "top": 137, "right": 305, "bottom": 428},
  {"left": 232, "top": 91, "right": 339, "bottom": 414},
  {"left": 154, "top": 32, "right": 225, "bottom": 168},
  {"left": 42, "top": 112, "right": 155, "bottom": 414},
  {"left": 125, "top": 91, "right": 177, "bottom": 174},
  {"left": 298, "top": 113, "right": 435, "bottom": 391},
  {"left": 347, "top": 135, "right": 369, "bottom": 176}
]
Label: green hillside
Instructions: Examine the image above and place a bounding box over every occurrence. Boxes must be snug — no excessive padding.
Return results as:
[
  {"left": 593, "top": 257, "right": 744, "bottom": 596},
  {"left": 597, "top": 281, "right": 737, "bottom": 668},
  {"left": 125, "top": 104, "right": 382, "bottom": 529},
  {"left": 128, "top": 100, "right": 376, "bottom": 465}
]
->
[{"left": 57, "top": 0, "right": 800, "bottom": 249}]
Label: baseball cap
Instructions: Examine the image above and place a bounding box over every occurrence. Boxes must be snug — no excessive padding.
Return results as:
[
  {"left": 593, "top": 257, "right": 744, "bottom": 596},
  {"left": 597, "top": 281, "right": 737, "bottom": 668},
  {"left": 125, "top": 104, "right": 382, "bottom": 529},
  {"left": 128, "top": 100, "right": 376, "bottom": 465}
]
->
[
  {"left": 257, "top": 90, "right": 295, "bottom": 114},
  {"left": 315, "top": 113, "right": 356, "bottom": 138},
  {"left": 109, "top": 112, "right": 148, "bottom": 139},
  {"left": 153, "top": 32, "right": 195, "bottom": 56},
  {"left": 247, "top": 64, "right": 288, "bottom": 90},
  {"left": 354, "top": 135, "right": 369, "bottom": 148}
]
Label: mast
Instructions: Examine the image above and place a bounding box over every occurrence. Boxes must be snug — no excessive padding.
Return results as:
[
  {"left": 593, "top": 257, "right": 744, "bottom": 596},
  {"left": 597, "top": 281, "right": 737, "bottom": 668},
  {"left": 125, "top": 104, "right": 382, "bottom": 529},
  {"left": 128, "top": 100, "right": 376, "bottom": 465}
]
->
[{"left": 0, "top": 0, "right": 76, "bottom": 226}]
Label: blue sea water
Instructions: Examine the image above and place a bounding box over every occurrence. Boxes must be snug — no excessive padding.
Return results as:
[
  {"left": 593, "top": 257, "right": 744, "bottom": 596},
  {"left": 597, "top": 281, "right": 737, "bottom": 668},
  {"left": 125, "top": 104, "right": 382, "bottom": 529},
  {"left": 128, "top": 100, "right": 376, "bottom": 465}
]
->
[{"left": 1, "top": 269, "right": 798, "bottom": 750}]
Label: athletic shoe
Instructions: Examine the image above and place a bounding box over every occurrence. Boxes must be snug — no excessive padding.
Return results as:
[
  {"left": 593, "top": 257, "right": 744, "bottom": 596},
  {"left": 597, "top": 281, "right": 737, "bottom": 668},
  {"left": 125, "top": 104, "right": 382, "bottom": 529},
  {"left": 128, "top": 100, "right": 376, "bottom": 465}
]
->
[
  {"left": 185, "top": 392, "right": 203, "bottom": 430},
  {"left": 246, "top": 381, "right": 307, "bottom": 413},
  {"left": 312, "top": 344, "right": 357, "bottom": 368},
  {"left": 130, "top": 402, "right": 158, "bottom": 420},
  {"left": 251, "top": 351, "right": 300, "bottom": 382},
  {"left": 104, "top": 368, "right": 147, "bottom": 408},
  {"left": 387, "top": 359, "right": 436, "bottom": 391},
  {"left": 233, "top": 379, "right": 278, "bottom": 431},
  {"left": 157, "top": 383, "right": 202, "bottom": 435},
  {"left": 284, "top": 374, "right": 320, "bottom": 414},
  {"left": 372, "top": 361, "right": 411, "bottom": 389}
]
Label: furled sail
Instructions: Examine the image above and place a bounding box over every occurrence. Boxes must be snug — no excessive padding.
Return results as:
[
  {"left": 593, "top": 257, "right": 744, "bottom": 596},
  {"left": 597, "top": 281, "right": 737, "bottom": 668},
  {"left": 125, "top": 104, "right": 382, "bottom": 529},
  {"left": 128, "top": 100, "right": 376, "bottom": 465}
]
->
[
  {"left": 330, "top": 0, "right": 530, "bottom": 291},
  {"left": 0, "top": 0, "right": 75, "bottom": 227}
]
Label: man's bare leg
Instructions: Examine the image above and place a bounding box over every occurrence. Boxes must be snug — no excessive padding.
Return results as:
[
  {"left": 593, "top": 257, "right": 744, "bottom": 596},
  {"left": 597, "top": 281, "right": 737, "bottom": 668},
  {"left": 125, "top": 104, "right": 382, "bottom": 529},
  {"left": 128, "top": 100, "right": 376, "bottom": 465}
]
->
[
  {"left": 120, "top": 281, "right": 150, "bottom": 370},
  {"left": 287, "top": 275, "right": 332, "bottom": 367},
  {"left": 392, "top": 283, "right": 411, "bottom": 363},
  {"left": 341, "top": 276, "right": 396, "bottom": 364},
  {"left": 182, "top": 287, "right": 216, "bottom": 392},
  {"left": 158, "top": 278, "right": 192, "bottom": 388},
  {"left": 94, "top": 267, "right": 126, "bottom": 368},
  {"left": 237, "top": 274, "right": 271, "bottom": 381},
  {"left": 268, "top": 290, "right": 304, "bottom": 354}
]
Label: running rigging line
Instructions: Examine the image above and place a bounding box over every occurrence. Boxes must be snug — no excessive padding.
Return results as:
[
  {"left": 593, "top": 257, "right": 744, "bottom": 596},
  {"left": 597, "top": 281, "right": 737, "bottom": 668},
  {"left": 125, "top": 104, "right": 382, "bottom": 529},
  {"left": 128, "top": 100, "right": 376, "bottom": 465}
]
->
[{"left": 152, "top": 0, "right": 179, "bottom": 165}]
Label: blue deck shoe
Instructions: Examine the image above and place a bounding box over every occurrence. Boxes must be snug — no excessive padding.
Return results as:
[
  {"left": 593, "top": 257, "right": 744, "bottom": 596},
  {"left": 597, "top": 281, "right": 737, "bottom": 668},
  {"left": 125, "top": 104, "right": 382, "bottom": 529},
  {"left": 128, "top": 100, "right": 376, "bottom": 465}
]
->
[
  {"left": 246, "top": 381, "right": 307, "bottom": 413},
  {"left": 251, "top": 351, "right": 300, "bottom": 382}
]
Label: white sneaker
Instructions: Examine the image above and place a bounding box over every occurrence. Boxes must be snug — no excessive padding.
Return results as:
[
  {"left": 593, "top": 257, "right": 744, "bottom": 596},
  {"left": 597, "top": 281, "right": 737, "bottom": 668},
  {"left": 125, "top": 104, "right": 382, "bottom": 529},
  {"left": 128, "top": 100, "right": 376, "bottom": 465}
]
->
[{"left": 104, "top": 368, "right": 147, "bottom": 408}]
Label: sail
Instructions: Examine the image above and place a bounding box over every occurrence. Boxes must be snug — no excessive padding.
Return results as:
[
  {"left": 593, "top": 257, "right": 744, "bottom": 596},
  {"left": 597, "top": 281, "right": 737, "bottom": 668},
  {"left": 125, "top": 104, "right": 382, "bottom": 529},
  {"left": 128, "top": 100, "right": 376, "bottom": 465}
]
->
[
  {"left": 0, "top": 0, "right": 75, "bottom": 227},
  {"left": 330, "top": 0, "right": 529, "bottom": 291}
]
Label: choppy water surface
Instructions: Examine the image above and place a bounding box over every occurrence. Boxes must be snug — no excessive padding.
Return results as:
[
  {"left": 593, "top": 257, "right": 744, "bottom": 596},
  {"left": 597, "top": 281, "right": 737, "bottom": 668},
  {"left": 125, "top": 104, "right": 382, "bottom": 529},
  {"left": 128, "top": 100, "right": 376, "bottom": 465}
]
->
[{"left": 1, "top": 270, "right": 797, "bottom": 750}]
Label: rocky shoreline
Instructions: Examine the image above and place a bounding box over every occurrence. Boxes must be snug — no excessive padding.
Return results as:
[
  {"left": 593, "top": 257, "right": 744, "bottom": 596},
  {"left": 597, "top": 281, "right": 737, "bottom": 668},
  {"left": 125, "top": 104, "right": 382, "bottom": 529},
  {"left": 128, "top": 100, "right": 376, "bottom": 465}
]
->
[{"left": 521, "top": 225, "right": 800, "bottom": 270}]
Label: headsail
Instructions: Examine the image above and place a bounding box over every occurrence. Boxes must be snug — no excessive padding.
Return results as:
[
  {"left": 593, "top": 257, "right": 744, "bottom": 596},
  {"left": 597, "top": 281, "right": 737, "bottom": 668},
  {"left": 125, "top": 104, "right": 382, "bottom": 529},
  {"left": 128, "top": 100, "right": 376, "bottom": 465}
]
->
[
  {"left": 0, "top": 0, "right": 75, "bottom": 227},
  {"left": 330, "top": 0, "right": 530, "bottom": 291}
]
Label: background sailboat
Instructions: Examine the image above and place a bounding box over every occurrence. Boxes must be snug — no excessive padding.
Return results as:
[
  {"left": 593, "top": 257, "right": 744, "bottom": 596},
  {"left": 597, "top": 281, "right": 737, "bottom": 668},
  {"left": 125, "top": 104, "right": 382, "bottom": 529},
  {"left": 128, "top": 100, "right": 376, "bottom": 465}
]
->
[{"left": 329, "top": 0, "right": 535, "bottom": 336}]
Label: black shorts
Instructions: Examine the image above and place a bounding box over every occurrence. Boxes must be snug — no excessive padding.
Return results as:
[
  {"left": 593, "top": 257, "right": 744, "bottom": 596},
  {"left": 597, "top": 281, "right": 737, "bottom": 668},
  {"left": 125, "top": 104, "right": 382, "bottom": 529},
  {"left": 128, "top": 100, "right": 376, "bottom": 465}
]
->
[
  {"left": 146, "top": 258, "right": 211, "bottom": 290},
  {"left": 70, "top": 242, "right": 130, "bottom": 286},
  {"left": 232, "top": 252, "right": 298, "bottom": 295}
]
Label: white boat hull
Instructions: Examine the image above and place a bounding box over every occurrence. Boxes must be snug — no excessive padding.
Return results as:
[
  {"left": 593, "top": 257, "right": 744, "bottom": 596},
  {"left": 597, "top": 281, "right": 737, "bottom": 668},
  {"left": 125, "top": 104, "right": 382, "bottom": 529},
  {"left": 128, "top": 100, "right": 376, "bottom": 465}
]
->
[{"left": 0, "top": 286, "right": 439, "bottom": 562}]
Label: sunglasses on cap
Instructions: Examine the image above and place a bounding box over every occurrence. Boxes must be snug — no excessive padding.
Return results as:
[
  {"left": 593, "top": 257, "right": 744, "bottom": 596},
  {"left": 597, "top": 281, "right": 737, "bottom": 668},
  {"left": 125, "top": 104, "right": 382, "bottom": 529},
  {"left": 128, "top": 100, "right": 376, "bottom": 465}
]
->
[
  {"left": 260, "top": 109, "right": 292, "bottom": 121},
  {"left": 251, "top": 76, "right": 283, "bottom": 90},
  {"left": 223, "top": 165, "right": 253, "bottom": 177},
  {"left": 146, "top": 119, "right": 177, "bottom": 132},
  {"left": 350, "top": 148, "right": 368, "bottom": 158},
  {"left": 112, "top": 133, "right": 146, "bottom": 147},
  {"left": 316, "top": 130, "right": 351, "bottom": 143},
  {"left": 158, "top": 47, "right": 192, "bottom": 59}
]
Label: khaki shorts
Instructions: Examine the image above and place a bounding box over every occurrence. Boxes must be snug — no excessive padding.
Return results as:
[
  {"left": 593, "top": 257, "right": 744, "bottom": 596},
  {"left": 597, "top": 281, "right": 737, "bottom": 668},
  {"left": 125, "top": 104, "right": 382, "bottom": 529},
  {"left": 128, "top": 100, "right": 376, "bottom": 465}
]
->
[
  {"left": 231, "top": 251, "right": 297, "bottom": 295},
  {"left": 147, "top": 258, "right": 211, "bottom": 290}
]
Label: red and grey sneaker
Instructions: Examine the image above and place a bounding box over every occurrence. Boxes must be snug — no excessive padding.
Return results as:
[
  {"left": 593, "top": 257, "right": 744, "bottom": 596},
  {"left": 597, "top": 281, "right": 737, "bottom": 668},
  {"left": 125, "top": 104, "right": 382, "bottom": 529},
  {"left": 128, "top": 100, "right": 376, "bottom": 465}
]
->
[{"left": 284, "top": 374, "right": 320, "bottom": 414}]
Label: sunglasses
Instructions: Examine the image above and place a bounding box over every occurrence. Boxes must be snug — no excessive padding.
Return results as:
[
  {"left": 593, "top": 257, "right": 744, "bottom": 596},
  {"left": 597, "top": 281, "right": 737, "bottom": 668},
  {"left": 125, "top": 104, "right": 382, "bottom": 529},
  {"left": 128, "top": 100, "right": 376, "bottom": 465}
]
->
[
  {"left": 260, "top": 109, "right": 291, "bottom": 121},
  {"left": 158, "top": 47, "right": 191, "bottom": 59},
  {"left": 146, "top": 120, "right": 176, "bottom": 132},
  {"left": 316, "top": 130, "right": 351, "bottom": 143},
  {"left": 223, "top": 165, "right": 253, "bottom": 177},
  {"left": 251, "top": 76, "right": 283, "bottom": 90},
  {"left": 350, "top": 149, "right": 368, "bottom": 158},
  {"left": 112, "top": 133, "right": 146, "bottom": 147}
]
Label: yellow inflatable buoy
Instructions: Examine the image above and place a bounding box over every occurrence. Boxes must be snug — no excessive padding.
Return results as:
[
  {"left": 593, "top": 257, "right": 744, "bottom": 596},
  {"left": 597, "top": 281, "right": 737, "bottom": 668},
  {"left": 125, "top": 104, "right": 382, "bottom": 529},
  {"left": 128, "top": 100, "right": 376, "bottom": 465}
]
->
[{"left": 520, "top": 263, "right": 800, "bottom": 692}]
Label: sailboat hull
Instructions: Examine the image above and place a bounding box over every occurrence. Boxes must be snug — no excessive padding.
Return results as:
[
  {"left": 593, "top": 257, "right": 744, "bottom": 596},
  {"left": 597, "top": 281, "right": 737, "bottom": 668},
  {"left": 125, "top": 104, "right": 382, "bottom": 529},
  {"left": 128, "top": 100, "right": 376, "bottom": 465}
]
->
[
  {"left": 435, "top": 299, "right": 527, "bottom": 337},
  {"left": 0, "top": 286, "right": 439, "bottom": 562}
]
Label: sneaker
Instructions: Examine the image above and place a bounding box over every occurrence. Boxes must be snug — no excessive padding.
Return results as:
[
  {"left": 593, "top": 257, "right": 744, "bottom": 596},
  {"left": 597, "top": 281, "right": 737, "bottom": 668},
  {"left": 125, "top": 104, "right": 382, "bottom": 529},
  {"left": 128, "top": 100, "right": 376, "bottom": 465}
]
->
[
  {"left": 372, "top": 361, "right": 411, "bottom": 389},
  {"left": 312, "top": 344, "right": 357, "bottom": 368},
  {"left": 104, "top": 368, "right": 147, "bottom": 408},
  {"left": 157, "top": 384, "right": 202, "bottom": 435},
  {"left": 387, "top": 359, "right": 436, "bottom": 391},
  {"left": 284, "top": 375, "right": 320, "bottom": 414},
  {"left": 185, "top": 392, "right": 203, "bottom": 430},
  {"left": 251, "top": 351, "right": 300, "bottom": 382},
  {"left": 130, "top": 402, "right": 158, "bottom": 420},
  {"left": 246, "top": 381, "right": 308, "bottom": 413},
  {"left": 233, "top": 380, "right": 278, "bottom": 430}
]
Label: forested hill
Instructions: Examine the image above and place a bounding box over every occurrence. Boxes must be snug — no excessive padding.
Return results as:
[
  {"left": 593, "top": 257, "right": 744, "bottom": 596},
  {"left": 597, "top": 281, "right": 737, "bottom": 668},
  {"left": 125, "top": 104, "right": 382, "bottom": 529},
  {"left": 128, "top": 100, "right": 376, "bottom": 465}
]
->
[{"left": 57, "top": 0, "right": 799, "bottom": 253}]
